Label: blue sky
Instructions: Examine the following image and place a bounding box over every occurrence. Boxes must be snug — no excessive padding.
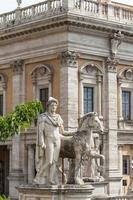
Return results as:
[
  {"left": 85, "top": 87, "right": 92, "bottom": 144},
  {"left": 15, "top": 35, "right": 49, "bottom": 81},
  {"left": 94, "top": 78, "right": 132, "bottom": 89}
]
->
[{"left": 0, "top": 0, "right": 132, "bottom": 14}]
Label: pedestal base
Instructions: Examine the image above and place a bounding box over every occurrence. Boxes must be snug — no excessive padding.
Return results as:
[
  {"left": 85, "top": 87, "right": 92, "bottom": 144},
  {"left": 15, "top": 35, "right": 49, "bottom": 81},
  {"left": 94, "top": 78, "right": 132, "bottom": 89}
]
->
[
  {"left": 92, "top": 181, "right": 108, "bottom": 195},
  {"left": 17, "top": 184, "right": 94, "bottom": 200}
]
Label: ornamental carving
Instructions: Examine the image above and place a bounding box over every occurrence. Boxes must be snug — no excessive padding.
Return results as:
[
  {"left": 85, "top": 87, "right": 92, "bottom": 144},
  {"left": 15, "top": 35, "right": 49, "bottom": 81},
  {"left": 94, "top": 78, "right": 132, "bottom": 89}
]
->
[
  {"left": 0, "top": 73, "right": 7, "bottom": 89},
  {"left": 110, "top": 31, "right": 124, "bottom": 58},
  {"left": 60, "top": 50, "right": 79, "bottom": 67},
  {"left": 31, "top": 64, "right": 52, "bottom": 85},
  {"left": 82, "top": 64, "right": 99, "bottom": 76},
  {"left": 79, "top": 62, "right": 103, "bottom": 82},
  {"left": 11, "top": 59, "right": 24, "bottom": 75},
  {"left": 106, "top": 57, "right": 119, "bottom": 72},
  {"left": 118, "top": 68, "right": 133, "bottom": 81}
]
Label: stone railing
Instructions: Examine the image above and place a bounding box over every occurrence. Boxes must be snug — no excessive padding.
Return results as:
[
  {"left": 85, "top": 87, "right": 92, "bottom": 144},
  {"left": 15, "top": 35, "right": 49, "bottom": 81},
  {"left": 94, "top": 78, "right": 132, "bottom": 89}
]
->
[
  {"left": 0, "top": 0, "right": 63, "bottom": 27},
  {"left": 0, "top": 0, "right": 133, "bottom": 28},
  {"left": 118, "top": 120, "right": 133, "bottom": 130},
  {"left": 94, "top": 195, "right": 133, "bottom": 200}
]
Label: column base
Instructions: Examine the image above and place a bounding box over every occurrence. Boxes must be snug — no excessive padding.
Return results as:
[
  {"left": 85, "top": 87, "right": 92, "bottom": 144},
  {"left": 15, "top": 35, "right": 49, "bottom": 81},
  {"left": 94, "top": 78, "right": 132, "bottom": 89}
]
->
[{"left": 8, "top": 169, "right": 24, "bottom": 200}]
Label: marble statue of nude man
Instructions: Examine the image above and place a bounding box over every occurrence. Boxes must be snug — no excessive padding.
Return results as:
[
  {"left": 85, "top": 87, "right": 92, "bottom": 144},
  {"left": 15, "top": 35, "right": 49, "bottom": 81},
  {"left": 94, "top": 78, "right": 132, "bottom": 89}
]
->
[{"left": 34, "top": 97, "right": 72, "bottom": 185}]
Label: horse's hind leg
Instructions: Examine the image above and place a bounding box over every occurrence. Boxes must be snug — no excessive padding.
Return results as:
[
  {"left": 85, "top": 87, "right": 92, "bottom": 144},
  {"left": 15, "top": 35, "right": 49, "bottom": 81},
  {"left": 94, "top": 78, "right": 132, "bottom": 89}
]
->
[
  {"left": 74, "top": 153, "right": 84, "bottom": 185},
  {"left": 67, "top": 159, "right": 75, "bottom": 184}
]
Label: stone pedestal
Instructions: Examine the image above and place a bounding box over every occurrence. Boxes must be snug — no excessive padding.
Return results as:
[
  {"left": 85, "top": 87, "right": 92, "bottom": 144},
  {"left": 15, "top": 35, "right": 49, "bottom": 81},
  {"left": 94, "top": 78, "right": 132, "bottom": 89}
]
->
[
  {"left": 17, "top": 184, "right": 94, "bottom": 200},
  {"left": 91, "top": 181, "right": 108, "bottom": 195}
]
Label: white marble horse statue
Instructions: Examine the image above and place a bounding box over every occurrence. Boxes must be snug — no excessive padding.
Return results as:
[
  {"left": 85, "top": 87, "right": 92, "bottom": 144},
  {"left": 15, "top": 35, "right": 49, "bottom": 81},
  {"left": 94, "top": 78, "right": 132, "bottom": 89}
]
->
[{"left": 60, "top": 112, "right": 105, "bottom": 185}]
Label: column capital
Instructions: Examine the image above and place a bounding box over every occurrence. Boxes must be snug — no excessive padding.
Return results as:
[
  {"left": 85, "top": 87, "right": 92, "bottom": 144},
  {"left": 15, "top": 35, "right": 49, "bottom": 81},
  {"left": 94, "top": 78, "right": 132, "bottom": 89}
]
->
[
  {"left": 97, "top": 74, "right": 103, "bottom": 83},
  {"left": 11, "top": 59, "right": 24, "bottom": 75},
  {"left": 60, "top": 50, "right": 79, "bottom": 67},
  {"left": 106, "top": 56, "right": 119, "bottom": 73}
]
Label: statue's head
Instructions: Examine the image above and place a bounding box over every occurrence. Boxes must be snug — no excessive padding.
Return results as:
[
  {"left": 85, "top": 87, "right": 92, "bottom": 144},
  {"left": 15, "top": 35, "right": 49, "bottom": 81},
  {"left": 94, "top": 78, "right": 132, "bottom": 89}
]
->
[
  {"left": 78, "top": 112, "right": 104, "bottom": 133},
  {"left": 46, "top": 97, "right": 58, "bottom": 113}
]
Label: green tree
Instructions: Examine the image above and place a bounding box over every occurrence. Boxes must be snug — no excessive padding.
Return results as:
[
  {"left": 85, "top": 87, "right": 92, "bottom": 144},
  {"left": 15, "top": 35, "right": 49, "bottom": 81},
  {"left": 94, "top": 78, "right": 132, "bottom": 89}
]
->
[
  {"left": 0, "top": 101, "right": 42, "bottom": 141},
  {"left": 0, "top": 195, "right": 10, "bottom": 200}
]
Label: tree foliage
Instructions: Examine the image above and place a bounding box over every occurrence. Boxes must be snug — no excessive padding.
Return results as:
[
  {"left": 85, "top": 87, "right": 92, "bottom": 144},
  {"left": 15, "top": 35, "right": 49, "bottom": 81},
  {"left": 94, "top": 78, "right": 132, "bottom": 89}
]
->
[
  {"left": 0, "top": 196, "right": 10, "bottom": 200},
  {"left": 0, "top": 101, "right": 42, "bottom": 141}
]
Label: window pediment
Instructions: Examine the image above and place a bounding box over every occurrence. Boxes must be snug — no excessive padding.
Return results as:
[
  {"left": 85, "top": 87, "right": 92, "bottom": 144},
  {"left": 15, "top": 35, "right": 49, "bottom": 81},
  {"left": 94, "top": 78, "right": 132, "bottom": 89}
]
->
[
  {"left": 79, "top": 63, "right": 103, "bottom": 80},
  {"left": 118, "top": 68, "right": 133, "bottom": 82},
  {"left": 31, "top": 64, "right": 53, "bottom": 84}
]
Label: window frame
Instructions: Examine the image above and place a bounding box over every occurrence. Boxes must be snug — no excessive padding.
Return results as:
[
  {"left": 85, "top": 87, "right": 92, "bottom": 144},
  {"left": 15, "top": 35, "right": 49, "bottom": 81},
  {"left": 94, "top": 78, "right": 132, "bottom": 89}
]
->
[
  {"left": 122, "top": 90, "right": 131, "bottom": 120},
  {"left": 122, "top": 155, "right": 130, "bottom": 175},
  {"left": 39, "top": 87, "right": 49, "bottom": 112},
  {"left": 31, "top": 65, "right": 52, "bottom": 103},
  {"left": 83, "top": 86, "right": 94, "bottom": 114}
]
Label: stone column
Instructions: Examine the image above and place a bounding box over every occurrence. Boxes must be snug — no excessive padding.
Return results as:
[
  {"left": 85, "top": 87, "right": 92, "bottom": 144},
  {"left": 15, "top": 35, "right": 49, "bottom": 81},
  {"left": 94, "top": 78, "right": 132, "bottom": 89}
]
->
[
  {"left": 27, "top": 145, "right": 35, "bottom": 184},
  {"left": 60, "top": 50, "right": 79, "bottom": 130},
  {"left": 105, "top": 57, "right": 121, "bottom": 195},
  {"left": 9, "top": 60, "right": 25, "bottom": 199},
  {"left": 118, "top": 145, "right": 123, "bottom": 194},
  {"left": 118, "top": 78, "right": 123, "bottom": 121},
  {"left": 7, "top": 145, "right": 12, "bottom": 174},
  {"left": 79, "top": 76, "right": 84, "bottom": 117},
  {"left": 97, "top": 74, "right": 103, "bottom": 118}
]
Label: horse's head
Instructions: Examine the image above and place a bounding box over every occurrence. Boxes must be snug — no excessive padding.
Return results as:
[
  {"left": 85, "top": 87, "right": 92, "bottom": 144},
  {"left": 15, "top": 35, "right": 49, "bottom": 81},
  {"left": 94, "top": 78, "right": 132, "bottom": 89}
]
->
[{"left": 78, "top": 112, "right": 104, "bottom": 133}]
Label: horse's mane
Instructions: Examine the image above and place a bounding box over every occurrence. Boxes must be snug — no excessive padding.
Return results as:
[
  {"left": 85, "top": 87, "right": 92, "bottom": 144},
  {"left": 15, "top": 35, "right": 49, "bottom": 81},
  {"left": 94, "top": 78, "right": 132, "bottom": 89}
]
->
[{"left": 78, "top": 112, "right": 96, "bottom": 128}]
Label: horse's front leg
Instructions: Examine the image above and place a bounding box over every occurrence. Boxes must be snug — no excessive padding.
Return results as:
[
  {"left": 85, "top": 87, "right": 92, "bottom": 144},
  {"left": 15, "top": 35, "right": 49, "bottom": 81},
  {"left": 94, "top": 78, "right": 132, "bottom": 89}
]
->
[
  {"left": 90, "top": 150, "right": 105, "bottom": 161},
  {"left": 74, "top": 149, "right": 84, "bottom": 185}
]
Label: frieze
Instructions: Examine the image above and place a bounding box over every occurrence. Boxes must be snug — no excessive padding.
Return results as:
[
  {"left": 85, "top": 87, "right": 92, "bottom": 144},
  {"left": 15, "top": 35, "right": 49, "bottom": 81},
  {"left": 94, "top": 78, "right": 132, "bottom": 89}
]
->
[{"left": 0, "top": 14, "right": 132, "bottom": 44}]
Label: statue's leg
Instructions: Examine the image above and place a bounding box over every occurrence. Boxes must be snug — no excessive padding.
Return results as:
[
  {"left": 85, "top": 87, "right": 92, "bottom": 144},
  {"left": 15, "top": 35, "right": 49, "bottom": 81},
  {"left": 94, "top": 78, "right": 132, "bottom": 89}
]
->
[
  {"left": 39, "top": 139, "right": 54, "bottom": 183},
  {"left": 49, "top": 139, "right": 61, "bottom": 184},
  {"left": 74, "top": 151, "right": 84, "bottom": 185},
  {"left": 90, "top": 158, "right": 95, "bottom": 178}
]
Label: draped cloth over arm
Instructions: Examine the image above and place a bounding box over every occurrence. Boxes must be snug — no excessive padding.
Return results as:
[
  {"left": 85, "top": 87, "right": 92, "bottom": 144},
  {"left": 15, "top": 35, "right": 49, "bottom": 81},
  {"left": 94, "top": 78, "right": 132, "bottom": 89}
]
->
[{"left": 35, "top": 114, "right": 46, "bottom": 174}]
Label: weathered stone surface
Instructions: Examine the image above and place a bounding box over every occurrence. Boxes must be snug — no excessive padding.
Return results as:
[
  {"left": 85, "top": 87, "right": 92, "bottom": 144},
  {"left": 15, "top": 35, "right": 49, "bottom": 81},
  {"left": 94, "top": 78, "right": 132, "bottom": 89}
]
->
[{"left": 17, "top": 185, "right": 94, "bottom": 200}]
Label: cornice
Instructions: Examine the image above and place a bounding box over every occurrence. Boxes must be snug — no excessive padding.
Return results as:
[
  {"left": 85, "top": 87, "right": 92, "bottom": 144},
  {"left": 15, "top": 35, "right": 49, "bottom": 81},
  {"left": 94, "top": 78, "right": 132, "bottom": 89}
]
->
[{"left": 0, "top": 13, "right": 133, "bottom": 44}]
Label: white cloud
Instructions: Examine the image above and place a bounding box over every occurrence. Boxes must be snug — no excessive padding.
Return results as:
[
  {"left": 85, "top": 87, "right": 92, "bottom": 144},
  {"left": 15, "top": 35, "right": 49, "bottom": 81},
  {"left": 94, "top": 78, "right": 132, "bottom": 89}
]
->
[{"left": 0, "top": 0, "right": 133, "bottom": 14}]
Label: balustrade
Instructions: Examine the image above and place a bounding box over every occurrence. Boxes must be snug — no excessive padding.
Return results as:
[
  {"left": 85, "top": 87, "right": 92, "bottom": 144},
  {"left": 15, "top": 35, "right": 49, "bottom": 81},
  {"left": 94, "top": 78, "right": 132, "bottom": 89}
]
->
[{"left": 0, "top": 0, "right": 132, "bottom": 28}]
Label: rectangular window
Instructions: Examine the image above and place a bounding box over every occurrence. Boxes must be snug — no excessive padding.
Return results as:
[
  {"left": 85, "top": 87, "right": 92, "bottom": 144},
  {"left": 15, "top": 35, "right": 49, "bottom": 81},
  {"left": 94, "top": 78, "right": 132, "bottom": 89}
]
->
[
  {"left": 122, "top": 91, "right": 131, "bottom": 120},
  {"left": 123, "top": 155, "right": 130, "bottom": 175},
  {"left": 84, "top": 87, "right": 93, "bottom": 114},
  {"left": 39, "top": 88, "right": 48, "bottom": 112},
  {"left": 0, "top": 94, "right": 3, "bottom": 116}
]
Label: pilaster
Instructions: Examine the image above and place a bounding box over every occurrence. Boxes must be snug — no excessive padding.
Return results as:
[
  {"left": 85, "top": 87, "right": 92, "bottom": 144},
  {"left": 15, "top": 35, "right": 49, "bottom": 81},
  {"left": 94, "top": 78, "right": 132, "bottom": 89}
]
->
[
  {"left": 118, "top": 78, "right": 123, "bottom": 121},
  {"left": 97, "top": 74, "right": 103, "bottom": 118},
  {"left": 27, "top": 145, "right": 35, "bottom": 184},
  {"left": 9, "top": 59, "right": 25, "bottom": 199},
  {"left": 105, "top": 57, "right": 121, "bottom": 195},
  {"left": 60, "top": 50, "right": 79, "bottom": 130}
]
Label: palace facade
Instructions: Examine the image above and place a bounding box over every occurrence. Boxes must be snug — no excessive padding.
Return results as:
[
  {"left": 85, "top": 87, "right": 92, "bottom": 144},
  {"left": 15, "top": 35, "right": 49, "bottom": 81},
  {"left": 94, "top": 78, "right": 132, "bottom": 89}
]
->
[{"left": 0, "top": 0, "right": 133, "bottom": 199}]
